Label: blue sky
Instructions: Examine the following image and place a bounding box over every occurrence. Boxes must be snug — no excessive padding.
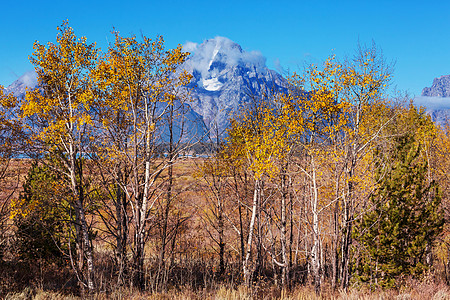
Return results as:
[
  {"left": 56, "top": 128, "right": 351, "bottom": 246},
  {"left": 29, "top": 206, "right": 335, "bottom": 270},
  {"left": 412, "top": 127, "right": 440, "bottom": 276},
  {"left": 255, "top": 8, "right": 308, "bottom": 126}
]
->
[{"left": 1, "top": 0, "right": 449, "bottom": 97}]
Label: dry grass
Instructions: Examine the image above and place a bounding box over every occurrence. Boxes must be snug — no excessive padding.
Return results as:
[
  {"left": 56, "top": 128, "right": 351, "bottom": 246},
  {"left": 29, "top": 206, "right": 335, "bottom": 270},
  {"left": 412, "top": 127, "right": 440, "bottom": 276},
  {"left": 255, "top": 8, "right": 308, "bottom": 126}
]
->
[
  {"left": 4, "top": 283, "right": 450, "bottom": 300},
  {"left": 3, "top": 159, "right": 450, "bottom": 299}
]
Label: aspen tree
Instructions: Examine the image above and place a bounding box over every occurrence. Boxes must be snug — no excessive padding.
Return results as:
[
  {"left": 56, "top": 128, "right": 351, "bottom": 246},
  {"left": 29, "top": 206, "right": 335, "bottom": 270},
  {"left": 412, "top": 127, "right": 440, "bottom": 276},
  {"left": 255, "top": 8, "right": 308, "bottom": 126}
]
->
[
  {"left": 287, "top": 56, "right": 346, "bottom": 292},
  {"left": 227, "top": 94, "right": 299, "bottom": 286},
  {"left": 91, "top": 31, "right": 191, "bottom": 289},
  {"left": 22, "top": 21, "right": 98, "bottom": 292},
  {"left": 283, "top": 46, "right": 391, "bottom": 290},
  {"left": 337, "top": 44, "right": 392, "bottom": 289}
]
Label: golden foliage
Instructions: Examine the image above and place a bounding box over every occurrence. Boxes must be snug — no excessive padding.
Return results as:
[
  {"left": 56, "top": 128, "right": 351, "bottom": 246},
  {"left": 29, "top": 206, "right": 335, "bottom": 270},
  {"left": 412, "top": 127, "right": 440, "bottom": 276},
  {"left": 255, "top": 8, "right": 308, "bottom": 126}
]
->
[{"left": 22, "top": 20, "right": 98, "bottom": 148}]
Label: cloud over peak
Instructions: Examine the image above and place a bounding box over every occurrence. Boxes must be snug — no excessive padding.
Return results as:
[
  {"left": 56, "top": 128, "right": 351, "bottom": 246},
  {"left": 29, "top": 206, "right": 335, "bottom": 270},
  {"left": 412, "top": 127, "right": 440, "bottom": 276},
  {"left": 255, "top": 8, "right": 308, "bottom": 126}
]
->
[
  {"left": 182, "top": 36, "right": 266, "bottom": 79},
  {"left": 414, "top": 96, "right": 450, "bottom": 110}
]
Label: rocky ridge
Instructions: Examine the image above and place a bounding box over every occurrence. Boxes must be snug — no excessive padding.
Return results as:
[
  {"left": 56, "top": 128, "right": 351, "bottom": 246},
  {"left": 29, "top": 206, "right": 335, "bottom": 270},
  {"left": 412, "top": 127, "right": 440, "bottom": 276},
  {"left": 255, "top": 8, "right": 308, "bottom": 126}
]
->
[
  {"left": 182, "top": 37, "right": 287, "bottom": 134},
  {"left": 418, "top": 75, "right": 450, "bottom": 125},
  {"left": 4, "top": 37, "right": 286, "bottom": 136},
  {"left": 422, "top": 75, "right": 450, "bottom": 97}
]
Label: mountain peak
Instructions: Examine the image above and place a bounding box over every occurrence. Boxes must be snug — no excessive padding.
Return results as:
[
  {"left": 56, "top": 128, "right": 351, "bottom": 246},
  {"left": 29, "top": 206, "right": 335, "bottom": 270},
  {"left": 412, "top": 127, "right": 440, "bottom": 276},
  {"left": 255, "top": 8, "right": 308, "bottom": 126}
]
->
[
  {"left": 421, "top": 75, "right": 450, "bottom": 97},
  {"left": 183, "top": 37, "right": 266, "bottom": 82},
  {"left": 184, "top": 37, "right": 244, "bottom": 61},
  {"left": 202, "top": 36, "right": 243, "bottom": 54},
  {"left": 5, "top": 37, "right": 286, "bottom": 136},
  {"left": 182, "top": 37, "right": 286, "bottom": 133},
  {"left": 416, "top": 75, "right": 450, "bottom": 126}
]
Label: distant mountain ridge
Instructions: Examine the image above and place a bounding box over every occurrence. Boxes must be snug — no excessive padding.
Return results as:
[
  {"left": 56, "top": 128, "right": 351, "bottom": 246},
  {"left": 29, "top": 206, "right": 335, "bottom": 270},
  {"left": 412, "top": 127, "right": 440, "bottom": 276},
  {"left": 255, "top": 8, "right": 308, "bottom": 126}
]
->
[
  {"left": 7, "top": 47, "right": 450, "bottom": 130},
  {"left": 182, "top": 37, "right": 287, "bottom": 133},
  {"left": 422, "top": 75, "right": 450, "bottom": 97},
  {"left": 417, "top": 75, "right": 450, "bottom": 125},
  {"left": 4, "top": 37, "right": 286, "bottom": 135}
]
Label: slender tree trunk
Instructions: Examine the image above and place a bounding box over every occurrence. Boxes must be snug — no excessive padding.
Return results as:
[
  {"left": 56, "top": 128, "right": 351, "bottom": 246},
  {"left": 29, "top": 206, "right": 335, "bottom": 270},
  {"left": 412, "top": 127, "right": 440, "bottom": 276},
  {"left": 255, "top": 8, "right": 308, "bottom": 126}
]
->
[
  {"left": 214, "top": 132, "right": 225, "bottom": 277},
  {"left": 332, "top": 200, "right": 339, "bottom": 290},
  {"left": 243, "top": 178, "right": 260, "bottom": 286},
  {"left": 255, "top": 180, "right": 263, "bottom": 281},
  {"left": 341, "top": 156, "right": 356, "bottom": 289},
  {"left": 332, "top": 168, "right": 341, "bottom": 290},
  {"left": 113, "top": 113, "right": 129, "bottom": 286},
  {"left": 311, "top": 156, "right": 321, "bottom": 293},
  {"left": 288, "top": 176, "right": 294, "bottom": 287},
  {"left": 77, "top": 197, "right": 95, "bottom": 292},
  {"left": 234, "top": 170, "right": 246, "bottom": 269},
  {"left": 134, "top": 216, "right": 145, "bottom": 289},
  {"left": 218, "top": 198, "right": 225, "bottom": 277},
  {"left": 340, "top": 193, "right": 353, "bottom": 289},
  {"left": 69, "top": 151, "right": 95, "bottom": 292},
  {"left": 280, "top": 162, "right": 289, "bottom": 287},
  {"left": 115, "top": 180, "right": 128, "bottom": 285}
]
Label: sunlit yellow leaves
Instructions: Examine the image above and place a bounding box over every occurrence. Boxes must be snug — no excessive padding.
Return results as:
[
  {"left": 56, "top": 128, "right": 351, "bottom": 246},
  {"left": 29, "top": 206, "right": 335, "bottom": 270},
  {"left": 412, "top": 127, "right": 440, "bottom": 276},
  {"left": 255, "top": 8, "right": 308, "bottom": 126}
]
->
[
  {"left": 23, "top": 21, "right": 98, "bottom": 151},
  {"left": 226, "top": 94, "right": 298, "bottom": 180},
  {"left": 0, "top": 88, "right": 18, "bottom": 110},
  {"left": 89, "top": 30, "right": 193, "bottom": 169},
  {"left": 10, "top": 164, "right": 72, "bottom": 221},
  {"left": 10, "top": 197, "right": 33, "bottom": 220}
]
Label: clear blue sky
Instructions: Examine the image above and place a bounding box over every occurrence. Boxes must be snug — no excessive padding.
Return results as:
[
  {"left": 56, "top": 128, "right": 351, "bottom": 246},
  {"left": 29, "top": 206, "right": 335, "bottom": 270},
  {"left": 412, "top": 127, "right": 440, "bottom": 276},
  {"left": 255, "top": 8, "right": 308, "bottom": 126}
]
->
[{"left": 1, "top": 0, "right": 449, "bottom": 97}]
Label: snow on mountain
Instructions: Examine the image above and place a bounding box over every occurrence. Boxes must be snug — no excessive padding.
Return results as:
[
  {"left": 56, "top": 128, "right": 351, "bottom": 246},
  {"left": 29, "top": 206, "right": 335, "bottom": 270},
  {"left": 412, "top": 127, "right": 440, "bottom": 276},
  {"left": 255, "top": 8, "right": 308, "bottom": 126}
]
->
[
  {"left": 3, "top": 37, "right": 288, "bottom": 136},
  {"left": 202, "top": 78, "right": 223, "bottom": 91},
  {"left": 182, "top": 37, "right": 287, "bottom": 134}
]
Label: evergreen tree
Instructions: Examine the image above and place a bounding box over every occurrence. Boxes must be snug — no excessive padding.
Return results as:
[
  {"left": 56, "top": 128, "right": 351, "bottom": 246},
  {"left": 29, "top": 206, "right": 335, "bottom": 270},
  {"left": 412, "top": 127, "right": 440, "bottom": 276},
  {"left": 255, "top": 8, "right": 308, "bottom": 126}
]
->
[
  {"left": 356, "top": 133, "right": 444, "bottom": 288},
  {"left": 11, "top": 162, "right": 72, "bottom": 264}
]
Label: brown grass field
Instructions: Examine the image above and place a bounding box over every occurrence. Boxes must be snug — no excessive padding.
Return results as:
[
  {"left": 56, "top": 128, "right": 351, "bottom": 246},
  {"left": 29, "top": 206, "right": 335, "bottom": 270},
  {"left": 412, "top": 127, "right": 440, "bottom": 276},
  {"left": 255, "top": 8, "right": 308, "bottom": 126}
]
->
[{"left": 1, "top": 158, "right": 450, "bottom": 299}]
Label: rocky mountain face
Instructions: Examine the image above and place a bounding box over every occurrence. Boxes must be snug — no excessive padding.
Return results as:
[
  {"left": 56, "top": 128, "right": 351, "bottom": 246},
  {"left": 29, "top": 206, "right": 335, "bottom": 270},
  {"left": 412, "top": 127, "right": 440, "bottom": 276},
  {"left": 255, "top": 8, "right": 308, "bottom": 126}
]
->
[
  {"left": 182, "top": 37, "right": 287, "bottom": 134},
  {"left": 4, "top": 37, "right": 286, "bottom": 137},
  {"left": 417, "top": 76, "right": 450, "bottom": 125},
  {"left": 422, "top": 75, "right": 450, "bottom": 97}
]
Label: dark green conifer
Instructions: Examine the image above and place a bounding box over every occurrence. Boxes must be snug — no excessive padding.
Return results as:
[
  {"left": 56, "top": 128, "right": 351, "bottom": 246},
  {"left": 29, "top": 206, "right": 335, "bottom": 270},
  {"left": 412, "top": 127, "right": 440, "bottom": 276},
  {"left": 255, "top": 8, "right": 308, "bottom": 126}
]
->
[
  {"left": 13, "top": 162, "right": 71, "bottom": 264},
  {"left": 356, "top": 134, "right": 444, "bottom": 288}
]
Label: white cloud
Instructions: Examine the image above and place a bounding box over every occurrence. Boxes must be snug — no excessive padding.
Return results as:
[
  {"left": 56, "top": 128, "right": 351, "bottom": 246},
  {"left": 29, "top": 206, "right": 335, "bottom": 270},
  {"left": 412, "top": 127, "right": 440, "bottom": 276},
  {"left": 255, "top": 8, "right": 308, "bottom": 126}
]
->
[
  {"left": 183, "top": 36, "right": 266, "bottom": 79},
  {"left": 182, "top": 41, "right": 198, "bottom": 53},
  {"left": 20, "top": 70, "right": 37, "bottom": 88},
  {"left": 413, "top": 96, "right": 450, "bottom": 110}
]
